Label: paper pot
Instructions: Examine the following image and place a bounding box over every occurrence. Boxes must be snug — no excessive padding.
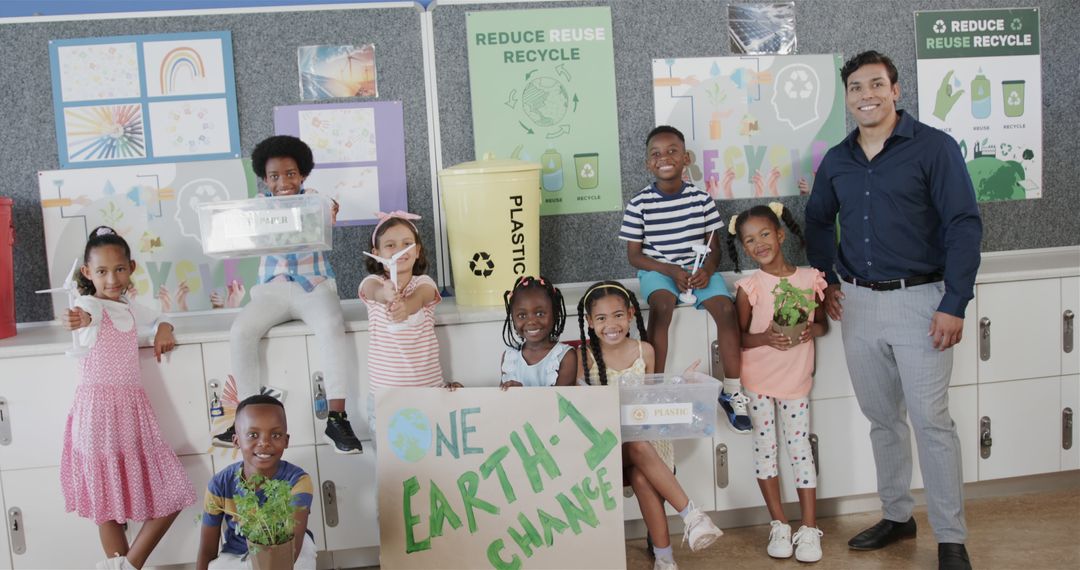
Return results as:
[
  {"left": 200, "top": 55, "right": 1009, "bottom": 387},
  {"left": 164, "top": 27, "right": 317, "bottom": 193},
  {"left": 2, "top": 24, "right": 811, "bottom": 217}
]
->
[
  {"left": 248, "top": 540, "right": 293, "bottom": 570},
  {"left": 771, "top": 320, "right": 807, "bottom": 345}
]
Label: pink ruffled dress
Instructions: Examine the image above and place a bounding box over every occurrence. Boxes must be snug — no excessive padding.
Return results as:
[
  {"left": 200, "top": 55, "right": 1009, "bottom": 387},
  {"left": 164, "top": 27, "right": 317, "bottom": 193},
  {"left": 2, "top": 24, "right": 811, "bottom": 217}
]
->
[{"left": 60, "top": 296, "right": 196, "bottom": 525}]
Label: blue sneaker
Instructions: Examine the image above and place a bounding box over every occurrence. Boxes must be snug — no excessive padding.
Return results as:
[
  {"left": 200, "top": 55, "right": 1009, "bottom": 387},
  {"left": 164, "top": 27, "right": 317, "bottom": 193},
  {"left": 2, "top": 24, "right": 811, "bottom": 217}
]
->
[{"left": 719, "top": 390, "right": 752, "bottom": 433}]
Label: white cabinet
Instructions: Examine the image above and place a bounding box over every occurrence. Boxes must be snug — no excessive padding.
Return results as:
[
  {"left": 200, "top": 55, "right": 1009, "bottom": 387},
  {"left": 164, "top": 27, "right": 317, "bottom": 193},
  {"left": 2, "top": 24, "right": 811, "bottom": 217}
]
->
[
  {"left": 810, "top": 396, "right": 877, "bottom": 500},
  {"left": 978, "top": 377, "right": 1061, "bottom": 480},
  {"left": 202, "top": 339, "right": 315, "bottom": 446},
  {"left": 810, "top": 321, "right": 854, "bottom": 400},
  {"left": 1063, "top": 278, "right": 1078, "bottom": 376},
  {"left": 1062, "top": 375, "right": 1079, "bottom": 471},
  {"left": 131, "top": 454, "right": 214, "bottom": 568},
  {"left": 437, "top": 321, "right": 503, "bottom": 386},
  {"left": 283, "top": 446, "right": 328, "bottom": 551},
  {"left": 977, "top": 279, "right": 1060, "bottom": 383},
  {"left": 0, "top": 488, "right": 11, "bottom": 570},
  {"left": 139, "top": 345, "right": 208, "bottom": 456},
  {"left": 0, "top": 354, "right": 79, "bottom": 470},
  {"left": 307, "top": 332, "right": 370, "bottom": 443},
  {"left": 952, "top": 298, "right": 979, "bottom": 387},
  {"left": 622, "top": 437, "right": 717, "bottom": 520},
  {"left": 315, "top": 444, "right": 379, "bottom": 551},
  {"left": 2, "top": 466, "right": 106, "bottom": 568},
  {"left": 713, "top": 427, "right": 768, "bottom": 511}
]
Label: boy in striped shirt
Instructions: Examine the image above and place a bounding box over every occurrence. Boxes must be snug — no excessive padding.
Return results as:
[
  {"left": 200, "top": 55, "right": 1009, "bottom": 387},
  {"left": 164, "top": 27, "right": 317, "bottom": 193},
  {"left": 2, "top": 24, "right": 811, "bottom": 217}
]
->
[{"left": 619, "top": 125, "right": 749, "bottom": 433}]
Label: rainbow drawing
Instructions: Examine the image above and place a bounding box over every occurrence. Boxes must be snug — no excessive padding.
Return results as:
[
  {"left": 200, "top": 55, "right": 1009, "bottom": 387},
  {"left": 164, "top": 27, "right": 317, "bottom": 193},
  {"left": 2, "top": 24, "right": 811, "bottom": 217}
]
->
[{"left": 159, "top": 47, "right": 206, "bottom": 94}]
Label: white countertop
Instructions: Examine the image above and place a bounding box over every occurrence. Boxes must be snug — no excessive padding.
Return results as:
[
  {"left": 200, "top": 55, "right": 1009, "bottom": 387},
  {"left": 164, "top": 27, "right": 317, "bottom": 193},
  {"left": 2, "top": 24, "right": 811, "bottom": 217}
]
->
[{"left": 2, "top": 246, "right": 1076, "bottom": 359}]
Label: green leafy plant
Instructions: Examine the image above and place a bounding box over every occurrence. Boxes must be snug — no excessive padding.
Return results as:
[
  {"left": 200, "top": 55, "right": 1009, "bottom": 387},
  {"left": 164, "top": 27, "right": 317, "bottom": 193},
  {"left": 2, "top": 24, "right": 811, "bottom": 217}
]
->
[
  {"left": 231, "top": 472, "right": 298, "bottom": 549},
  {"left": 772, "top": 277, "right": 819, "bottom": 327}
]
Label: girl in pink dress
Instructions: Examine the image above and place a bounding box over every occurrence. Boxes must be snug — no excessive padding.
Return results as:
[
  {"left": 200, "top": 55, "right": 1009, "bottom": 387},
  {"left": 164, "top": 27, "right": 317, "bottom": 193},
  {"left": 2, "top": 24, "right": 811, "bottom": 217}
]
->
[
  {"left": 727, "top": 203, "right": 828, "bottom": 563},
  {"left": 62, "top": 226, "right": 196, "bottom": 569}
]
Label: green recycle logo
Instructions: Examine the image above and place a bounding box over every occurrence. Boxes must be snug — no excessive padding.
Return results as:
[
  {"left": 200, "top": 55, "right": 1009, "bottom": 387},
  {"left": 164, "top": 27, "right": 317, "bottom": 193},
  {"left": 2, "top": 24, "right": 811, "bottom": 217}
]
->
[
  {"left": 505, "top": 65, "right": 579, "bottom": 140},
  {"left": 1010, "top": 17, "right": 1023, "bottom": 31},
  {"left": 933, "top": 19, "right": 946, "bottom": 34}
]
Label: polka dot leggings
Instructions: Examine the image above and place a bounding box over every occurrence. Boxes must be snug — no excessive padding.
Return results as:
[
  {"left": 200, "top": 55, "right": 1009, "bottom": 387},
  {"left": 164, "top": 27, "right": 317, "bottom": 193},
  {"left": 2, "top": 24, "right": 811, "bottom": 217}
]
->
[{"left": 745, "top": 388, "right": 817, "bottom": 488}]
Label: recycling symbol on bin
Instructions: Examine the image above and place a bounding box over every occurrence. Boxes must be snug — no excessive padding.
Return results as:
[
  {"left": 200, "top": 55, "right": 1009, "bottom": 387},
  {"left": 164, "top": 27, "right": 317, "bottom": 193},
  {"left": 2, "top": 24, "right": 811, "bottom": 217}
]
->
[
  {"left": 579, "top": 163, "right": 596, "bottom": 179},
  {"left": 470, "top": 251, "right": 495, "bottom": 278}
]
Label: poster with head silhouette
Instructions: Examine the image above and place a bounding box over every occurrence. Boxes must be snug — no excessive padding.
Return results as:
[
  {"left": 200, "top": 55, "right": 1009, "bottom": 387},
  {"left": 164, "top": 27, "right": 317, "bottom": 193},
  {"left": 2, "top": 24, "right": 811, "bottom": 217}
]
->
[
  {"left": 38, "top": 159, "right": 260, "bottom": 317},
  {"left": 652, "top": 54, "right": 845, "bottom": 199}
]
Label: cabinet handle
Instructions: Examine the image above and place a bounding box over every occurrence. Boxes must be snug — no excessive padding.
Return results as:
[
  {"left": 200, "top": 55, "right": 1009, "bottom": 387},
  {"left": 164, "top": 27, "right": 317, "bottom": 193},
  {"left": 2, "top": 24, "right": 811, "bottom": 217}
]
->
[
  {"left": 979, "top": 318, "right": 991, "bottom": 361},
  {"left": 710, "top": 340, "right": 727, "bottom": 379},
  {"left": 8, "top": 507, "right": 25, "bottom": 555},
  {"left": 0, "top": 397, "right": 11, "bottom": 446},
  {"left": 979, "top": 416, "right": 992, "bottom": 459},
  {"left": 1064, "top": 310, "right": 1075, "bottom": 354},
  {"left": 312, "top": 372, "right": 328, "bottom": 420},
  {"left": 322, "top": 480, "right": 339, "bottom": 528},
  {"left": 714, "top": 443, "right": 729, "bottom": 488},
  {"left": 1064, "top": 408, "right": 1074, "bottom": 451},
  {"left": 809, "top": 433, "right": 820, "bottom": 475}
]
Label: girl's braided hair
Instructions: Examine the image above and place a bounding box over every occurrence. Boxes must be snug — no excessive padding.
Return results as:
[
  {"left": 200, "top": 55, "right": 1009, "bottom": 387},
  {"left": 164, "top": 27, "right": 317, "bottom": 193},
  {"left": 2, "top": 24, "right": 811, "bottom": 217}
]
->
[
  {"left": 76, "top": 226, "right": 132, "bottom": 296},
  {"left": 725, "top": 204, "right": 806, "bottom": 272},
  {"left": 501, "top": 275, "right": 567, "bottom": 350},
  {"left": 576, "top": 281, "right": 647, "bottom": 386}
]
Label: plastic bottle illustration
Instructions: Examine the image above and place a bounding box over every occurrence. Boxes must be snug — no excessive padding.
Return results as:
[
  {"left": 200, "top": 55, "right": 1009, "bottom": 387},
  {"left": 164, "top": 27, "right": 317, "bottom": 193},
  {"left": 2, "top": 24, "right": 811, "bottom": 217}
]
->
[
  {"left": 971, "top": 71, "right": 991, "bottom": 119},
  {"left": 541, "top": 148, "right": 564, "bottom": 191}
]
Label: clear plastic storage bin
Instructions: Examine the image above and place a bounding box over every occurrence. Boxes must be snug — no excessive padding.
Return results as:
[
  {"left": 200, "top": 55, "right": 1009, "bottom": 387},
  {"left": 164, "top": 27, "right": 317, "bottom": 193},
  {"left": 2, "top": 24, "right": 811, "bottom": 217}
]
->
[
  {"left": 197, "top": 194, "right": 333, "bottom": 258},
  {"left": 617, "top": 371, "right": 720, "bottom": 442}
]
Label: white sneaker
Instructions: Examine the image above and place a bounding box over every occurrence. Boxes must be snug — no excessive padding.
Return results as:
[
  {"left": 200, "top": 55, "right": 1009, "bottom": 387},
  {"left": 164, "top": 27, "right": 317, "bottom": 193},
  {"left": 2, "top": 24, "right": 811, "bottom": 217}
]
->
[
  {"left": 793, "top": 525, "right": 823, "bottom": 563},
  {"left": 681, "top": 505, "right": 723, "bottom": 551},
  {"left": 653, "top": 557, "right": 678, "bottom": 570},
  {"left": 768, "top": 520, "right": 794, "bottom": 558},
  {"left": 95, "top": 555, "right": 134, "bottom": 570}
]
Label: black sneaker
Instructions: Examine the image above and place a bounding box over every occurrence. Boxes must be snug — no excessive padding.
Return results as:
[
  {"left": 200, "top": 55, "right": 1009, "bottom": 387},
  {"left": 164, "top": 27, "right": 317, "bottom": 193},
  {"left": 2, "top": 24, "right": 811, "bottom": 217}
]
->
[
  {"left": 325, "top": 412, "right": 363, "bottom": 454},
  {"left": 212, "top": 425, "right": 236, "bottom": 448}
]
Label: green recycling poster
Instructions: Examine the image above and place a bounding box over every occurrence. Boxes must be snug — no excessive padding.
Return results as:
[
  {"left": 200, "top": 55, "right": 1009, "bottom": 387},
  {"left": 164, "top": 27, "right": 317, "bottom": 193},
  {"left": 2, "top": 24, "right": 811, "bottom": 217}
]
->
[
  {"left": 466, "top": 7, "right": 622, "bottom": 216},
  {"left": 915, "top": 8, "right": 1041, "bottom": 201}
]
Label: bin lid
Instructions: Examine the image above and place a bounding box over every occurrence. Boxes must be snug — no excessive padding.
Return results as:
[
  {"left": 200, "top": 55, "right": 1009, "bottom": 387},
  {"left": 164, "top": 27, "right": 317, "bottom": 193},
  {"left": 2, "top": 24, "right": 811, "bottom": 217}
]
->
[{"left": 439, "top": 156, "right": 540, "bottom": 176}]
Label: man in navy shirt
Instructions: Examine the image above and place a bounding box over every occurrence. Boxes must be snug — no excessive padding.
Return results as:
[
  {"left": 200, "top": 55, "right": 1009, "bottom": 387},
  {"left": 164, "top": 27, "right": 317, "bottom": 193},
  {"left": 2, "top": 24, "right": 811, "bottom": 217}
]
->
[{"left": 805, "top": 51, "right": 981, "bottom": 570}]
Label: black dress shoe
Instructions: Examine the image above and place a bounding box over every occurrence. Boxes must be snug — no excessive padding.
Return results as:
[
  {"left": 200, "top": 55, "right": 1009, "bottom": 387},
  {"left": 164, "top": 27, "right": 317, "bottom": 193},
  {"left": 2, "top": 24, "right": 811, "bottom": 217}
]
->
[
  {"left": 848, "top": 517, "right": 917, "bottom": 550},
  {"left": 938, "top": 543, "right": 971, "bottom": 570}
]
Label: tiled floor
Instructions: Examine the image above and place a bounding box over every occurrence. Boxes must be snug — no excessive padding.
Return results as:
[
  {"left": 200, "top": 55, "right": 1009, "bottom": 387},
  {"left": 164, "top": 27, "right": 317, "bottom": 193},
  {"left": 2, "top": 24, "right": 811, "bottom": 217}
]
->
[{"left": 625, "top": 487, "right": 1080, "bottom": 569}]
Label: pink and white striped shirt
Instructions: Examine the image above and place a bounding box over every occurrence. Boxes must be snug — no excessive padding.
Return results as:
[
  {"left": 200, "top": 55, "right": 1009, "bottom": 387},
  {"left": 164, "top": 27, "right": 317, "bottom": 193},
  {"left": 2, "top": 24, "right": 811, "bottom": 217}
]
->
[{"left": 359, "top": 274, "right": 443, "bottom": 391}]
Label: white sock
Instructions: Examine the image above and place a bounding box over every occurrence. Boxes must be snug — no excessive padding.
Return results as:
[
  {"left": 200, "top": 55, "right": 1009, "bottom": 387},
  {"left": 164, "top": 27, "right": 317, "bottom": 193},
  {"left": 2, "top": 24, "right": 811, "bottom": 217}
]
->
[
  {"left": 722, "top": 378, "right": 742, "bottom": 395},
  {"left": 678, "top": 501, "right": 693, "bottom": 520},
  {"left": 653, "top": 544, "right": 674, "bottom": 562}
]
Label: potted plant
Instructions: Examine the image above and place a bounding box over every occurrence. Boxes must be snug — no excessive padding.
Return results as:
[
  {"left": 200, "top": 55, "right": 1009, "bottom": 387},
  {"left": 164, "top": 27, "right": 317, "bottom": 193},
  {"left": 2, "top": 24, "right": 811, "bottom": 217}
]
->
[
  {"left": 232, "top": 473, "right": 298, "bottom": 570},
  {"left": 770, "top": 277, "right": 819, "bottom": 345}
]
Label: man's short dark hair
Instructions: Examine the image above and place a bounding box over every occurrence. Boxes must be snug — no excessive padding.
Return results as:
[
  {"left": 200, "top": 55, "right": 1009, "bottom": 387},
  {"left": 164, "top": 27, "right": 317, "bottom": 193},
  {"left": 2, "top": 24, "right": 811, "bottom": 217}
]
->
[
  {"left": 251, "top": 135, "right": 315, "bottom": 179},
  {"left": 234, "top": 394, "right": 286, "bottom": 427},
  {"left": 840, "top": 51, "right": 899, "bottom": 86},
  {"left": 645, "top": 125, "right": 685, "bottom": 147}
]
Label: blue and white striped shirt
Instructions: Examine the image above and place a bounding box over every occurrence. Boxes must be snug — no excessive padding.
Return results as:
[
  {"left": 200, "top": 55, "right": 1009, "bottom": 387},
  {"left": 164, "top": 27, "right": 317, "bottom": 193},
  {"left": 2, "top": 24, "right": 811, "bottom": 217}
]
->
[{"left": 619, "top": 183, "right": 723, "bottom": 267}]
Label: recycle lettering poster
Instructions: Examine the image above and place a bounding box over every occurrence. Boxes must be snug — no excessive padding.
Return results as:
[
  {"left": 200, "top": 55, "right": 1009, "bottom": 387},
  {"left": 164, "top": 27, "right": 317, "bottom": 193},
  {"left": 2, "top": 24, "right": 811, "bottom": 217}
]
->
[
  {"left": 375, "top": 386, "right": 626, "bottom": 569},
  {"left": 915, "top": 8, "right": 1042, "bottom": 201},
  {"left": 652, "top": 55, "right": 846, "bottom": 199},
  {"left": 466, "top": 7, "right": 622, "bottom": 216}
]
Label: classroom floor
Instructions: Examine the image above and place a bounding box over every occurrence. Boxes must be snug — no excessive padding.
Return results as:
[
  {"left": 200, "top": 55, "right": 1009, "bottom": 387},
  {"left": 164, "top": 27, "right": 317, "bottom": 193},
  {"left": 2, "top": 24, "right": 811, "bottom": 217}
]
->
[{"left": 624, "top": 487, "right": 1080, "bottom": 569}]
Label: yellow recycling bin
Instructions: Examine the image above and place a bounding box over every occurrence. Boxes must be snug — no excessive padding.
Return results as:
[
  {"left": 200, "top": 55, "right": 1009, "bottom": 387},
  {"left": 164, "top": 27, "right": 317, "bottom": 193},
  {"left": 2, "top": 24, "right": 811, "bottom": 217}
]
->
[{"left": 438, "top": 158, "right": 540, "bottom": 306}]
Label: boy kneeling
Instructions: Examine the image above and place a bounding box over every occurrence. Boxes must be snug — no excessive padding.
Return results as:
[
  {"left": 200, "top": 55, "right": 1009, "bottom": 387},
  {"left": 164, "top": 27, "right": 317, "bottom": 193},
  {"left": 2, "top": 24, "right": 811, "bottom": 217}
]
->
[{"left": 197, "top": 395, "right": 317, "bottom": 569}]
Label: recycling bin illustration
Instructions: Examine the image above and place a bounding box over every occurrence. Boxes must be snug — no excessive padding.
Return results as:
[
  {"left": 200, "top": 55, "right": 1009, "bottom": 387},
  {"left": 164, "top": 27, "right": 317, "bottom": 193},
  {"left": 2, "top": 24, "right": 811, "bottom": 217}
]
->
[{"left": 438, "top": 157, "right": 540, "bottom": 306}]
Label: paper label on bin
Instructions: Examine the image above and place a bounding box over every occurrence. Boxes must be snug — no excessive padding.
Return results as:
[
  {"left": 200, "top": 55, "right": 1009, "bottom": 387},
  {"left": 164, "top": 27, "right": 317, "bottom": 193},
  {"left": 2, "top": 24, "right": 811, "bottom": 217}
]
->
[
  {"left": 621, "top": 403, "right": 693, "bottom": 425},
  {"left": 212, "top": 208, "right": 302, "bottom": 238}
]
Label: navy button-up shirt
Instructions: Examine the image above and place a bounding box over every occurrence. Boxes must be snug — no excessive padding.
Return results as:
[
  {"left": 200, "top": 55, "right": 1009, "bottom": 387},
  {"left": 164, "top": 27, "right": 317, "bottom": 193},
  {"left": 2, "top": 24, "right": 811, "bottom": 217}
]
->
[{"left": 805, "top": 110, "right": 982, "bottom": 318}]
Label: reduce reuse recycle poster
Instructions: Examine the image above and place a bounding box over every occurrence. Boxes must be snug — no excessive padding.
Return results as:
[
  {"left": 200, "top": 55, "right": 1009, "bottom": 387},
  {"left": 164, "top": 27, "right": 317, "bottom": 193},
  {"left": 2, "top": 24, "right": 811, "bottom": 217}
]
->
[
  {"left": 466, "top": 7, "right": 622, "bottom": 216},
  {"left": 915, "top": 8, "right": 1042, "bottom": 202}
]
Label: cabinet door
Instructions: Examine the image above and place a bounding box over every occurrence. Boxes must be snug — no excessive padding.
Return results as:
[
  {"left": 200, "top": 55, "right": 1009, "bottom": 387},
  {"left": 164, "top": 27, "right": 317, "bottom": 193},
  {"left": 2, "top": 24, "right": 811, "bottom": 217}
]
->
[
  {"left": 977, "top": 280, "right": 1060, "bottom": 383},
  {"left": 129, "top": 454, "right": 214, "bottom": 567},
  {"left": 668, "top": 309, "right": 710, "bottom": 374},
  {"left": 713, "top": 424, "right": 768, "bottom": 511},
  {"left": 437, "top": 321, "right": 503, "bottom": 386},
  {"left": 1063, "top": 375, "right": 1079, "bottom": 471},
  {"left": 307, "top": 332, "right": 370, "bottom": 442},
  {"left": 810, "top": 396, "right": 877, "bottom": 499},
  {"left": 910, "top": 385, "right": 979, "bottom": 489},
  {"left": 2, "top": 466, "right": 106, "bottom": 568},
  {"left": 202, "top": 339, "right": 315, "bottom": 446},
  {"left": 1063, "top": 278, "right": 1079, "bottom": 376},
  {"left": 139, "top": 345, "right": 208, "bottom": 456},
  {"left": 0, "top": 487, "right": 11, "bottom": 570},
  {"left": 978, "top": 377, "right": 1060, "bottom": 480},
  {"left": 0, "top": 354, "right": 79, "bottom": 471},
  {"left": 283, "top": 446, "right": 327, "bottom": 551},
  {"left": 811, "top": 321, "right": 854, "bottom": 400},
  {"left": 315, "top": 444, "right": 379, "bottom": 551}
]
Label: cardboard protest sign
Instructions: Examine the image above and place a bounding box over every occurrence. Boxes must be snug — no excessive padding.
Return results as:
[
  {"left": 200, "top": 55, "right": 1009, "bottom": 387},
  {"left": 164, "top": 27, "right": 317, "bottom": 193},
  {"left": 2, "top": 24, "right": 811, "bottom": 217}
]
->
[{"left": 376, "top": 386, "right": 626, "bottom": 569}]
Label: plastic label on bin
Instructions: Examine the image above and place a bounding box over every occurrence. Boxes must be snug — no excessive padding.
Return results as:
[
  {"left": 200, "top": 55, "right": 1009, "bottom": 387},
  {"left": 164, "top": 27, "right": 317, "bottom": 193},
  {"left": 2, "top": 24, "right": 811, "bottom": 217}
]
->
[
  {"left": 212, "top": 207, "right": 303, "bottom": 238},
  {"left": 621, "top": 403, "right": 693, "bottom": 425}
]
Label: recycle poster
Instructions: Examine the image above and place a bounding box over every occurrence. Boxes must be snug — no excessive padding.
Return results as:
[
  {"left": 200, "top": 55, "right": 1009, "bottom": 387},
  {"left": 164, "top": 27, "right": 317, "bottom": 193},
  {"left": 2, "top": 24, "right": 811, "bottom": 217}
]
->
[
  {"left": 915, "top": 8, "right": 1042, "bottom": 201},
  {"left": 466, "top": 7, "right": 622, "bottom": 216},
  {"left": 375, "top": 386, "right": 626, "bottom": 569}
]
